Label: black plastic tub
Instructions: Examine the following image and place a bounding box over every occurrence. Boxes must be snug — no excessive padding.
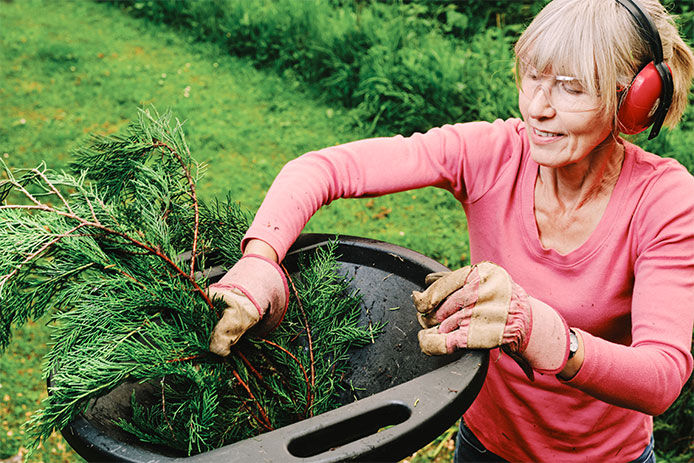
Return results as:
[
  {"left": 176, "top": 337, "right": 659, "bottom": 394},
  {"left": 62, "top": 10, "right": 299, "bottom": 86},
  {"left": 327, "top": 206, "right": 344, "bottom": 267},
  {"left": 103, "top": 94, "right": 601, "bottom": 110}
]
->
[{"left": 58, "top": 234, "right": 488, "bottom": 462}]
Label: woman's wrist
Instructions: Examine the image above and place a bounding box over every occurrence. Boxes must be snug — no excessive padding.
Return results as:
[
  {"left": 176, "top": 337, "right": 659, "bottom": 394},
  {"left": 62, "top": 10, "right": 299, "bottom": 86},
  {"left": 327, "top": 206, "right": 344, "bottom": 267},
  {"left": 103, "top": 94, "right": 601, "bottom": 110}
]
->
[
  {"left": 557, "top": 328, "right": 584, "bottom": 380},
  {"left": 243, "top": 239, "right": 279, "bottom": 263}
]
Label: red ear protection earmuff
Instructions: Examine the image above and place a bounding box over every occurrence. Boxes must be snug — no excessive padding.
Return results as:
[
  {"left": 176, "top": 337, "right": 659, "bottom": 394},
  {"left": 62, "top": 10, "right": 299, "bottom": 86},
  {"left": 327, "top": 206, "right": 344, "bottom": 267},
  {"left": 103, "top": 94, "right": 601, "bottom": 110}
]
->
[{"left": 615, "top": 0, "right": 674, "bottom": 139}]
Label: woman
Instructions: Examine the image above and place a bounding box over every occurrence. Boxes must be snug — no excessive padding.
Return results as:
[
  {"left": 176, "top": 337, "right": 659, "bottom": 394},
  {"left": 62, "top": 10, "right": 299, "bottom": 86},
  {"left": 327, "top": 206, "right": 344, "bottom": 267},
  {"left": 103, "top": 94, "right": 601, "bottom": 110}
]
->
[{"left": 207, "top": 0, "right": 694, "bottom": 461}]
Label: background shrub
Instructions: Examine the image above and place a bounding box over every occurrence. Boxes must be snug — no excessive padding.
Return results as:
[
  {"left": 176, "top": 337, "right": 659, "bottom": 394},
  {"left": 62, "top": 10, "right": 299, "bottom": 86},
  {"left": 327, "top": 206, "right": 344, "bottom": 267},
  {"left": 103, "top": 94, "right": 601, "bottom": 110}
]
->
[{"left": 114, "top": 0, "right": 529, "bottom": 135}]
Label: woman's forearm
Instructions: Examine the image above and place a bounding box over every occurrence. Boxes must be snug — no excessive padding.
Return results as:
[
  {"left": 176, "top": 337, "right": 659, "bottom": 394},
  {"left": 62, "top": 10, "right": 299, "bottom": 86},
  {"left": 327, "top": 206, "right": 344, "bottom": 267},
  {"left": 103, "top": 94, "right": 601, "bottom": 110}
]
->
[
  {"left": 561, "top": 328, "right": 692, "bottom": 415},
  {"left": 243, "top": 238, "right": 278, "bottom": 262}
]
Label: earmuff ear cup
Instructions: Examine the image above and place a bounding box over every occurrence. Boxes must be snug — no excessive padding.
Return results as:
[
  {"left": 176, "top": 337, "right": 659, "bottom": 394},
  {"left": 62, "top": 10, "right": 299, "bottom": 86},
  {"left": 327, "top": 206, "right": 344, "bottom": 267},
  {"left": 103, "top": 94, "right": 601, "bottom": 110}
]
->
[{"left": 617, "top": 62, "right": 665, "bottom": 134}]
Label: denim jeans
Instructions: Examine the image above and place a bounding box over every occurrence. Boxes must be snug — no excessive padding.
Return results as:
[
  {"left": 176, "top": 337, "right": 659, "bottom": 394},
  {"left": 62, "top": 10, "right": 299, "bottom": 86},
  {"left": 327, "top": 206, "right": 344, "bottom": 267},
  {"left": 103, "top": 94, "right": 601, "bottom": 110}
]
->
[{"left": 454, "top": 421, "right": 656, "bottom": 463}]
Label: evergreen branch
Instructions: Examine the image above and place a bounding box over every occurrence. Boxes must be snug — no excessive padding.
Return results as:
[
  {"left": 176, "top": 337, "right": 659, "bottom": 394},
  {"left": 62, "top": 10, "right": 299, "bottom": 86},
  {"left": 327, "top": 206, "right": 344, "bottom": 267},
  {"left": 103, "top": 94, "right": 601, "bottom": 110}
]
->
[
  {"left": 102, "top": 261, "right": 150, "bottom": 291},
  {"left": 240, "top": 342, "right": 305, "bottom": 415},
  {"left": 260, "top": 338, "right": 312, "bottom": 418},
  {"left": 2, "top": 109, "right": 380, "bottom": 456},
  {"left": 236, "top": 349, "right": 264, "bottom": 382},
  {"left": 99, "top": 227, "right": 213, "bottom": 311},
  {"left": 2, "top": 174, "right": 50, "bottom": 210},
  {"left": 32, "top": 167, "right": 76, "bottom": 218},
  {"left": 236, "top": 346, "right": 306, "bottom": 416},
  {"left": 231, "top": 368, "right": 273, "bottom": 431},
  {"left": 72, "top": 172, "right": 101, "bottom": 225},
  {"left": 151, "top": 139, "right": 200, "bottom": 279},
  {"left": 166, "top": 354, "right": 204, "bottom": 364},
  {"left": 161, "top": 377, "right": 176, "bottom": 439},
  {"left": 240, "top": 401, "right": 273, "bottom": 433},
  {"left": 0, "top": 176, "right": 214, "bottom": 311},
  {"left": 0, "top": 222, "right": 86, "bottom": 292},
  {"left": 281, "top": 263, "right": 316, "bottom": 416}
]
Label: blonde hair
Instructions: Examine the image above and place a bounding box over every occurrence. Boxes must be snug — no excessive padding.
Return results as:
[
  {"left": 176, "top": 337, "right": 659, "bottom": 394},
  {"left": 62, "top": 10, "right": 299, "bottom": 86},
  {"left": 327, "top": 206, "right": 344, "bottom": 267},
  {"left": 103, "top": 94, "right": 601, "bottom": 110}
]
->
[{"left": 515, "top": 0, "right": 694, "bottom": 130}]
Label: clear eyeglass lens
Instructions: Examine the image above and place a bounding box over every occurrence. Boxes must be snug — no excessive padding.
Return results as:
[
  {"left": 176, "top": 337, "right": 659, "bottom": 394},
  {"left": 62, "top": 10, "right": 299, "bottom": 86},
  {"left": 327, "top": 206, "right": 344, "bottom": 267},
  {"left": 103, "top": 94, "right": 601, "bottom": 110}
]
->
[{"left": 520, "top": 68, "right": 599, "bottom": 112}]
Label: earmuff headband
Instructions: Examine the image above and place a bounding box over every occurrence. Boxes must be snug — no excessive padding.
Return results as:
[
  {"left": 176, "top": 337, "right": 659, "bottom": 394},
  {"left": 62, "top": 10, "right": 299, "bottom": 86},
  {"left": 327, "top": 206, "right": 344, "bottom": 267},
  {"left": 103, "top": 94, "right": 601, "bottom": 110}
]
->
[
  {"left": 615, "top": 0, "right": 663, "bottom": 62},
  {"left": 615, "top": 0, "right": 674, "bottom": 139}
]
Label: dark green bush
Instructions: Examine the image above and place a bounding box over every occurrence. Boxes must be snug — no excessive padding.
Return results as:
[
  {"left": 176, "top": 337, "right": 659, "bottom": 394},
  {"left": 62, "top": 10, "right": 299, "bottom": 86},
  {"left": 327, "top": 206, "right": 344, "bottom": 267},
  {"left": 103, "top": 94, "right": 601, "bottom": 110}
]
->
[
  {"left": 328, "top": 0, "right": 546, "bottom": 39},
  {"left": 115, "top": 0, "right": 524, "bottom": 135}
]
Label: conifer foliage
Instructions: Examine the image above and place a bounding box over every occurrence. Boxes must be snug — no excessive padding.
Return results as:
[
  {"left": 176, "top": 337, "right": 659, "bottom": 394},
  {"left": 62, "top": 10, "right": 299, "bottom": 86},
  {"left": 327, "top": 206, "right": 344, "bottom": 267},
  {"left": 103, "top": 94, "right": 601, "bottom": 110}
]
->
[{"left": 0, "top": 108, "right": 376, "bottom": 456}]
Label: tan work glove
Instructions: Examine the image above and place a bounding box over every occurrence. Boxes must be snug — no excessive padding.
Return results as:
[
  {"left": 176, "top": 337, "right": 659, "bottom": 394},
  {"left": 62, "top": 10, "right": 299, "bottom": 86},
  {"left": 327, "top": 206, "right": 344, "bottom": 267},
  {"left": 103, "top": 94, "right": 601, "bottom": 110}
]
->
[
  {"left": 412, "top": 262, "right": 569, "bottom": 379},
  {"left": 208, "top": 254, "right": 289, "bottom": 356}
]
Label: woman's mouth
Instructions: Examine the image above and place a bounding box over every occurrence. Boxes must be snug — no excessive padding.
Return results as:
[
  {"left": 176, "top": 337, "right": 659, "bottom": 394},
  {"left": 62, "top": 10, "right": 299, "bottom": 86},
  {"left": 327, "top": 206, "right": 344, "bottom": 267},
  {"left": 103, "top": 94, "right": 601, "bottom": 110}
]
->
[
  {"left": 531, "top": 127, "right": 564, "bottom": 144},
  {"left": 534, "top": 128, "right": 563, "bottom": 137}
]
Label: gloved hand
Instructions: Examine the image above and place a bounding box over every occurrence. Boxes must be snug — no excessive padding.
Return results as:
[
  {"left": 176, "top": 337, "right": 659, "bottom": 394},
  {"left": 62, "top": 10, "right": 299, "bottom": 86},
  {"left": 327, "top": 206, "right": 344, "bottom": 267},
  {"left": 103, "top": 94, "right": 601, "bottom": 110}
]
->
[
  {"left": 208, "top": 254, "right": 289, "bottom": 356},
  {"left": 412, "top": 262, "right": 569, "bottom": 379}
]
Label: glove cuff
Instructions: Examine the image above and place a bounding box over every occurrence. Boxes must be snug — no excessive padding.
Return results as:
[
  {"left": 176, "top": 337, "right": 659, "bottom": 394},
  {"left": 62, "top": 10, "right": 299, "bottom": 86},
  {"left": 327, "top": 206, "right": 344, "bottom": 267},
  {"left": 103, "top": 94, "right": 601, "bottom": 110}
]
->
[
  {"left": 521, "top": 297, "right": 570, "bottom": 375},
  {"left": 209, "top": 254, "right": 289, "bottom": 336},
  {"left": 502, "top": 282, "right": 532, "bottom": 352},
  {"left": 247, "top": 254, "right": 290, "bottom": 335}
]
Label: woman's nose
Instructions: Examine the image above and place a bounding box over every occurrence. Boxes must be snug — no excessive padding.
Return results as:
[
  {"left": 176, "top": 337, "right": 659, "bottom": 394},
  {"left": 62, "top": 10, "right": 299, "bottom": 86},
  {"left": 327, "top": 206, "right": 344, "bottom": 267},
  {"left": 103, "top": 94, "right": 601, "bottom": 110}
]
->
[{"left": 526, "top": 85, "right": 556, "bottom": 119}]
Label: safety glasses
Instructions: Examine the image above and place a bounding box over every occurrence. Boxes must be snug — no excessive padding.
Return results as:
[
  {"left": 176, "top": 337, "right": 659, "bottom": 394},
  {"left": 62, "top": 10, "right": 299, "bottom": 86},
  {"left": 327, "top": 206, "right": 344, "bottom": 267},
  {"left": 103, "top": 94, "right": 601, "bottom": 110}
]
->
[{"left": 518, "top": 64, "right": 602, "bottom": 113}]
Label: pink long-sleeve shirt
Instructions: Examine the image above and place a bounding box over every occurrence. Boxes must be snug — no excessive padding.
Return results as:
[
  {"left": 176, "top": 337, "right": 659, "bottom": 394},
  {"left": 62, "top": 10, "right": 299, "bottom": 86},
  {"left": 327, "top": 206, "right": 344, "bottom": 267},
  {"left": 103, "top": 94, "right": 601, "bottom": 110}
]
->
[{"left": 242, "top": 118, "right": 694, "bottom": 462}]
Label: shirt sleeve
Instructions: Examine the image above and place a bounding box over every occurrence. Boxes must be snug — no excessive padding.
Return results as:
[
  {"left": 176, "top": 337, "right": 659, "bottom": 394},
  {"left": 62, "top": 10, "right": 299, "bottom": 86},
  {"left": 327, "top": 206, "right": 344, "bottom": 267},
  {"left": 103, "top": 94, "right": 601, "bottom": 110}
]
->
[
  {"left": 565, "top": 163, "right": 694, "bottom": 416},
  {"left": 242, "top": 118, "right": 526, "bottom": 260}
]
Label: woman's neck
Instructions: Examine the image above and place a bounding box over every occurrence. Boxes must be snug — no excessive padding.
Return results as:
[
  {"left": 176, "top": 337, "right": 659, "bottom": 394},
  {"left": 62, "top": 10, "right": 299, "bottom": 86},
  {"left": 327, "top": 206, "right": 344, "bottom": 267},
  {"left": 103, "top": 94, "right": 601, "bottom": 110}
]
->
[
  {"left": 536, "top": 137, "right": 625, "bottom": 213},
  {"left": 533, "top": 136, "right": 626, "bottom": 255}
]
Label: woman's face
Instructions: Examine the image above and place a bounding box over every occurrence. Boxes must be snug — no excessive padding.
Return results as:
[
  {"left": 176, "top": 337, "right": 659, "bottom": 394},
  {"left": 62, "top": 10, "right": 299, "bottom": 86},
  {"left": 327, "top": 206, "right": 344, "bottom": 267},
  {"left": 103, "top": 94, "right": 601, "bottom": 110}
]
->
[{"left": 518, "top": 72, "right": 615, "bottom": 169}]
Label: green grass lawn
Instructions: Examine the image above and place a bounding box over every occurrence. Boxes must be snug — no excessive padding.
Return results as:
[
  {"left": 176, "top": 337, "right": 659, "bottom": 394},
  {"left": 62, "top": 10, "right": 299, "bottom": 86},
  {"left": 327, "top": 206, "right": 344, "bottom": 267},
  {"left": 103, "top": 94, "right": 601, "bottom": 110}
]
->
[{"left": 0, "top": 0, "right": 464, "bottom": 460}]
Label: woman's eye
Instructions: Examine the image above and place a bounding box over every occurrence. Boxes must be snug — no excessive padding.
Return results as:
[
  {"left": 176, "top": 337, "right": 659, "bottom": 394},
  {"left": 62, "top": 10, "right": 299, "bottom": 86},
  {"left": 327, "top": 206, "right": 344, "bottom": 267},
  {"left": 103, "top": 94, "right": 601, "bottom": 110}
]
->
[{"left": 560, "top": 81, "right": 585, "bottom": 95}]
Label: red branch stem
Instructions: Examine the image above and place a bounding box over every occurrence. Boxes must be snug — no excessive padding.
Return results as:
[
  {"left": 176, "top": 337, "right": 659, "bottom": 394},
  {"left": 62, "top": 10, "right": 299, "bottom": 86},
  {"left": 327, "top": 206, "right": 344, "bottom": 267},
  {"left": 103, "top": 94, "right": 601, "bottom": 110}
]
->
[
  {"left": 240, "top": 401, "right": 273, "bottom": 432},
  {"left": 231, "top": 368, "right": 273, "bottom": 430},
  {"left": 280, "top": 264, "right": 316, "bottom": 415},
  {"left": 236, "top": 350, "right": 264, "bottom": 381},
  {"left": 161, "top": 377, "right": 176, "bottom": 438},
  {"left": 165, "top": 354, "right": 203, "bottom": 364},
  {"left": 260, "top": 338, "right": 312, "bottom": 417},
  {"left": 151, "top": 140, "right": 200, "bottom": 279}
]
